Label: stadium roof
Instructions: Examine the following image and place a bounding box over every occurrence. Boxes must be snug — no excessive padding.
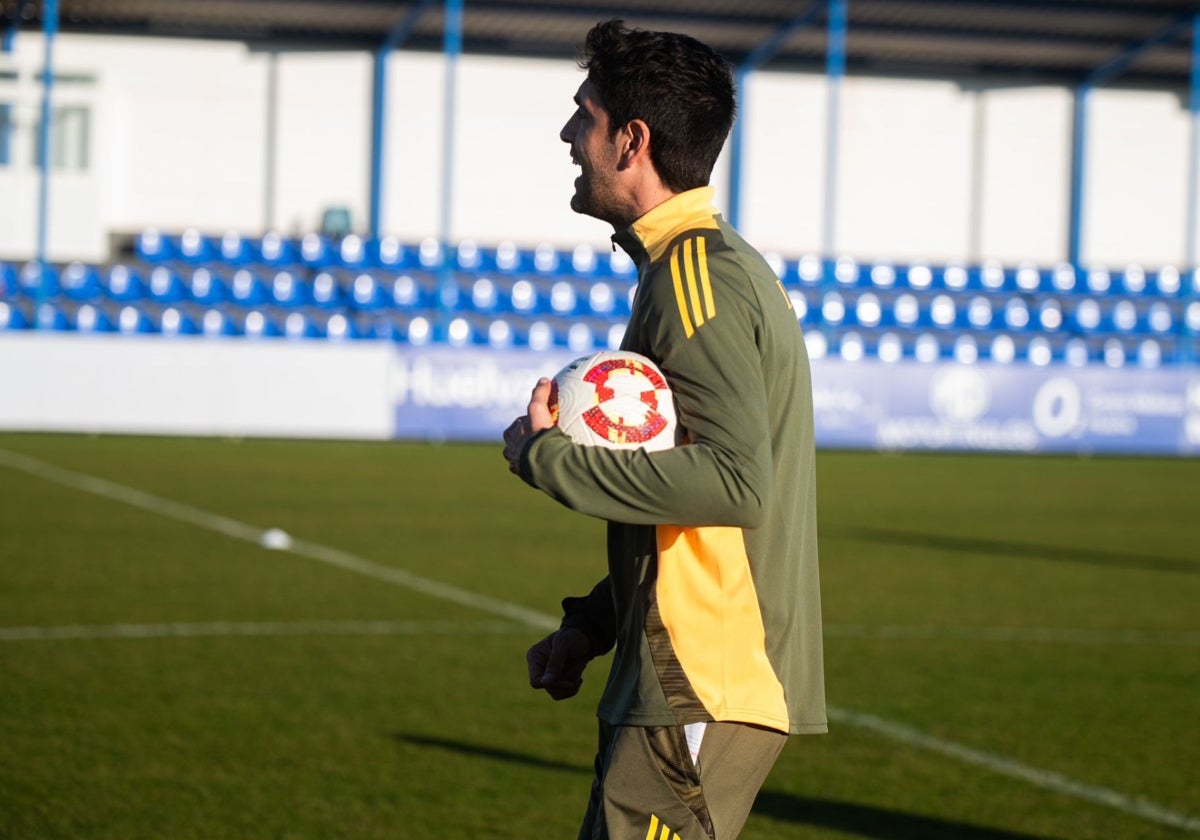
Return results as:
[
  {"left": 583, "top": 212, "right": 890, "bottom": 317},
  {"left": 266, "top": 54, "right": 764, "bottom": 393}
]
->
[{"left": 3, "top": 0, "right": 1197, "bottom": 88}]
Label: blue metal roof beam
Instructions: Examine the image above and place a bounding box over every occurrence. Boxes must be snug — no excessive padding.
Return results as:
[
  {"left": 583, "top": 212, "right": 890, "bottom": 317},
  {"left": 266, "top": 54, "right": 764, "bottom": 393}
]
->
[
  {"left": 3, "top": 0, "right": 32, "bottom": 52},
  {"left": 1085, "top": 12, "right": 1193, "bottom": 87},
  {"left": 727, "top": 1, "right": 825, "bottom": 230},
  {"left": 369, "top": 0, "right": 438, "bottom": 239},
  {"left": 1069, "top": 12, "right": 1195, "bottom": 270}
]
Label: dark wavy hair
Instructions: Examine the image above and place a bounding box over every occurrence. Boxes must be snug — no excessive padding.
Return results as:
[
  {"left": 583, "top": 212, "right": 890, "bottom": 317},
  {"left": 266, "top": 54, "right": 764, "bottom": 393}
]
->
[{"left": 579, "top": 19, "right": 736, "bottom": 193}]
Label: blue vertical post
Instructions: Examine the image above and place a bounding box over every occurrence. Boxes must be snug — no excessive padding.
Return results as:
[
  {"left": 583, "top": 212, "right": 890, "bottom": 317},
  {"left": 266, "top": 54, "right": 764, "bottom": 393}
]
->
[
  {"left": 727, "top": 67, "right": 749, "bottom": 230},
  {"left": 35, "top": 0, "right": 58, "bottom": 326},
  {"left": 1067, "top": 83, "right": 1090, "bottom": 271},
  {"left": 1186, "top": 14, "right": 1200, "bottom": 366},
  {"left": 367, "top": 0, "right": 436, "bottom": 241},
  {"left": 437, "top": 0, "right": 463, "bottom": 327},
  {"left": 1186, "top": 13, "right": 1200, "bottom": 271},
  {"left": 822, "top": 0, "right": 847, "bottom": 260},
  {"left": 369, "top": 47, "right": 388, "bottom": 239},
  {"left": 726, "top": 2, "right": 823, "bottom": 232},
  {"left": 3, "top": 0, "right": 30, "bottom": 53}
]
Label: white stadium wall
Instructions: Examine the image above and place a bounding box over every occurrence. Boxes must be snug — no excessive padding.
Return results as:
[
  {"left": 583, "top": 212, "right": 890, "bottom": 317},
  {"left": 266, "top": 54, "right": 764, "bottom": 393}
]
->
[{"left": 0, "top": 31, "right": 1197, "bottom": 269}]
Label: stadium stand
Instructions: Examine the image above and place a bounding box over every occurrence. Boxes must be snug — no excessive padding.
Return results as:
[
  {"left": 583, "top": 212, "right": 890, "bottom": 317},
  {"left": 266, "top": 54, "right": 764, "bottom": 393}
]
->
[{"left": 1, "top": 232, "right": 1197, "bottom": 366}]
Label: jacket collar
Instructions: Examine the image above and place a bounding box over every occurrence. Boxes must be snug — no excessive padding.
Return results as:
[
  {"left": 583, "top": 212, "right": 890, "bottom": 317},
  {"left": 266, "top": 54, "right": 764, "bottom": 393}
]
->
[{"left": 612, "top": 187, "right": 720, "bottom": 267}]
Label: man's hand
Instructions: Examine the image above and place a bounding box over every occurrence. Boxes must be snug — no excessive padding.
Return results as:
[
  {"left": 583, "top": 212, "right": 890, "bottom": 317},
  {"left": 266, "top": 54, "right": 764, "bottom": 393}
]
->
[
  {"left": 502, "top": 378, "right": 555, "bottom": 474},
  {"left": 526, "top": 627, "right": 593, "bottom": 701}
]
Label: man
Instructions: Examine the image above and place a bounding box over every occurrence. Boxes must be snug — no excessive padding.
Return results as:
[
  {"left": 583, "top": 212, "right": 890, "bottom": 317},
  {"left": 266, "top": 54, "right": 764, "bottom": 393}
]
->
[{"left": 502, "top": 19, "right": 825, "bottom": 840}]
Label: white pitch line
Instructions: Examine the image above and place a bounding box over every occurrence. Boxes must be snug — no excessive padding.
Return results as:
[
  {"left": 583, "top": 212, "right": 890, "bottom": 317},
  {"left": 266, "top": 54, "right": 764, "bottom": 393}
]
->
[
  {"left": 0, "top": 448, "right": 557, "bottom": 632},
  {"left": 828, "top": 708, "right": 1200, "bottom": 833},
  {"left": 2, "top": 446, "right": 1196, "bottom": 833},
  {"left": 0, "top": 619, "right": 529, "bottom": 642}
]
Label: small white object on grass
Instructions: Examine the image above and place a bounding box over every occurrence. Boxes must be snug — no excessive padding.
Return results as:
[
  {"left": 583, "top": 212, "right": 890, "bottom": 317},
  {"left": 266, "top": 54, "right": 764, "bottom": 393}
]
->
[{"left": 260, "top": 528, "right": 293, "bottom": 550}]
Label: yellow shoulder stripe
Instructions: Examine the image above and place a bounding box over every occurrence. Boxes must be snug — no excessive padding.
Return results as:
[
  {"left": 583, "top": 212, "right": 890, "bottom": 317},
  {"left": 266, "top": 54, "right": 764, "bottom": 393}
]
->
[{"left": 668, "top": 236, "right": 717, "bottom": 339}]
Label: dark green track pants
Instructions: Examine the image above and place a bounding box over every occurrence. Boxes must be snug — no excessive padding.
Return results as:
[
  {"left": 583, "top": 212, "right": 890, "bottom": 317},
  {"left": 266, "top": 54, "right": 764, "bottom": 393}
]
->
[{"left": 578, "top": 721, "right": 787, "bottom": 840}]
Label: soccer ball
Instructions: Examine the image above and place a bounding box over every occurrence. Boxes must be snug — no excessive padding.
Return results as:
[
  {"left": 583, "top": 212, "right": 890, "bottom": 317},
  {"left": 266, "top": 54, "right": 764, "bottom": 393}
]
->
[{"left": 548, "top": 351, "right": 677, "bottom": 451}]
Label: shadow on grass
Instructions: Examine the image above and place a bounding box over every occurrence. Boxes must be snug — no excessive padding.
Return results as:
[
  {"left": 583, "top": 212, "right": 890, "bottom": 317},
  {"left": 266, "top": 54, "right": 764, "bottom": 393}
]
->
[
  {"left": 393, "top": 732, "right": 590, "bottom": 775},
  {"left": 394, "top": 733, "right": 1060, "bottom": 840},
  {"left": 755, "top": 791, "right": 1060, "bottom": 840},
  {"left": 827, "top": 525, "right": 1198, "bottom": 574}
]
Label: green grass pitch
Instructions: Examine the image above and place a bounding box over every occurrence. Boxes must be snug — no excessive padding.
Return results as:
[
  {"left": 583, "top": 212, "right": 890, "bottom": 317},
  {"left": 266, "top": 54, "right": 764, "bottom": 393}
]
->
[{"left": 1, "top": 433, "right": 1197, "bottom": 839}]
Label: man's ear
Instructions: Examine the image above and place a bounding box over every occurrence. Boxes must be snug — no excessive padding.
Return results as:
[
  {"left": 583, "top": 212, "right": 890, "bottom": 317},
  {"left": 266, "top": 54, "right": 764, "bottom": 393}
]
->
[{"left": 616, "top": 119, "right": 651, "bottom": 170}]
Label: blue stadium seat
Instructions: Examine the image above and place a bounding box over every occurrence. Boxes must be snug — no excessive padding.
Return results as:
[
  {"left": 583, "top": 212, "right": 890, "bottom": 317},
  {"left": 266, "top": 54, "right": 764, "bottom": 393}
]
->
[
  {"left": 159, "top": 305, "right": 200, "bottom": 337},
  {"left": 73, "top": 303, "right": 114, "bottom": 333},
  {"left": 852, "top": 292, "right": 884, "bottom": 329},
  {"left": 582, "top": 281, "right": 618, "bottom": 318},
  {"left": 976, "top": 261, "right": 1009, "bottom": 293},
  {"left": 1069, "top": 297, "right": 1103, "bottom": 333},
  {"left": 466, "top": 276, "right": 501, "bottom": 314},
  {"left": 939, "top": 263, "right": 971, "bottom": 293},
  {"left": 269, "top": 271, "right": 307, "bottom": 308},
  {"left": 531, "top": 242, "right": 564, "bottom": 276},
  {"left": 218, "top": 231, "right": 252, "bottom": 265},
  {"left": 148, "top": 266, "right": 186, "bottom": 303},
  {"left": 35, "top": 301, "right": 71, "bottom": 331},
  {"left": 348, "top": 272, "right": 387, "bottom": 311},
  {"left": 928, "top": 293, "right": 959, "bottom": 330},
  {"left": 508, "top": 278, "right": 544, "bottom": 316},
  {"left": 116, "top": 304, "right": 155, "bottom": 335},
  {"left": 19, "top": 261, "right": 58, "bottom": 297},
  {"left": 177, "top": 228, "right": 213, "bottom": 263},
  {"left": 903, "top": 263, "right": 935, "bottom": 292},
  {"left": 135, "top": 228, "right": 171, "bottom": 262},
  {"left": 1145, "top": 301, "right": 1174, "bottom": 335},
  {"left": 891, "top": 293, "right": 922, "bottom": 330},
  {"left": 952, "top": 333, "right": 980, "bottom": 364},
  {"left": 819, "top": 291, "right": 849, "bottom": 327},
  {"left": 60, "top": 262, "right": 101, "bottom": 301},
  {"left": 188, "top": 267, "right": 228, "bottom": 305},
  {"left": 230, "top": 269, "right": 269, "bottom": 307},
  {"left": 1014, "top": 263, "right": 1047, "bottom": 294},
  {"left": 866, "top": 263, "right": 897, "bottom": 290},
  {"left": 418, "top": 238, "right": 443, "bottom": 271},
  {"left": 875, "top": 330, "right": 904, "bottom": 363},
  {"left": 370, "top": 236, "right": 413, "bottom": 270},
  {"left": 241, "top": 308, "right": 282, "bottom": 339},
  {"left": 1117, "top": 264, "right": 1147, "bottom": 295},
  {"left": 454, "top": 240, "right": 485, "bottom": 272},
  {"left": 1035, "top": 298, "right": 1064, "bottom": 332},
  {"left": 832, "top": 257, "right": 861, "bottom": 288},
  {"left": 965, "top": 295, "right": 994, "bottom": 330},
  {"left": 282, "top": 310, "right": 320, "bottom": 340},
  {"left": 0, "top": 300, "right": 28, "bottom": 330},
  {"left": 389, "top": 272, "right": 433, "bottom": 311},
  {"left": 548, "top": 280, "right": 582, "bottom": 317},
  {"left": 1085, "top": 266, "right": 1112, "bottom": 295},
  {"left": 200, "top": 307, "right": 239, "bottom": 338},
  {"left": 1184, "top": 300, "right": 1200, "bottom": 336},
  {"left": 338, "top": 234, "right": 367, "bottom": 269},
  {"left": 258, "top": 231, "right": 297, "bottom": 266},
  {"left": 103, "top": 264, "right": 144, "bottom": 302},
  {"left": 1109, "top": 299, "right": 1140, "bottom": 333},
  {"left": 1050, "top": 262, "right": 1077, "bottom": 294},
  {"left": 1001, "top": 297, "right": 1032, "bottom": 331},
  {"left": 570, "top": 243, "right": 601, "bottom": 277},
  {"left": 1151, "top": 265, "right": 1182, "bottom": 297}
]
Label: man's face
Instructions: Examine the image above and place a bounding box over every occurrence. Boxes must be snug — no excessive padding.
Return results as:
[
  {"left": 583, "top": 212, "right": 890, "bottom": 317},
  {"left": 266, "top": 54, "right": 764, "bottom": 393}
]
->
[{"left": 560, "top": 80, "right": 624, "bottom": 226}]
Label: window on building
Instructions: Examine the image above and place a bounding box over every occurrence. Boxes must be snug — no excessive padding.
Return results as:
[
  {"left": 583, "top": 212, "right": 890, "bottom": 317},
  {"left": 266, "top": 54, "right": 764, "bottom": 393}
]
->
[
  {"left": 0, "top": 103, "right": 13, "bottom": 166},
  {"left": 32, "top": 105, "right": 90, "bottom": 171}
]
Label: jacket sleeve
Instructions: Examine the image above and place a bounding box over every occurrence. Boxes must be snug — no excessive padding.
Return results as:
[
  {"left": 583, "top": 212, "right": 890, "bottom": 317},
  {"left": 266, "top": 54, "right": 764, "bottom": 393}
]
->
[
  {"left": 518, "top": 250, "right": 772, "bottom": 528},
  {"left": 559, "top": 576, "right": 616, "bottom": 657}
]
